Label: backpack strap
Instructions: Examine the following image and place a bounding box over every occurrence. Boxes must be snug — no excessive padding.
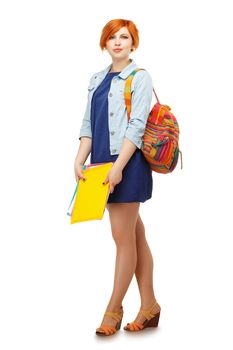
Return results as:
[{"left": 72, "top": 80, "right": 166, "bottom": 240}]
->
[{"left": 124, "top": 68, "right": 160, "bottom": 121}]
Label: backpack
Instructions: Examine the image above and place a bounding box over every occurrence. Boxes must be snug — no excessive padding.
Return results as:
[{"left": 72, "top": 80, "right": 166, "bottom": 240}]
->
[{"left": 124, "top": 68, "right": 183, "bottom": 174}]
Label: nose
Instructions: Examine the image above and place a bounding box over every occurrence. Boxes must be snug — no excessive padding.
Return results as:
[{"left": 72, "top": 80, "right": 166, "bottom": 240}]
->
[{"left": 114, "top": 38, "right": 121, "bottom": 45}]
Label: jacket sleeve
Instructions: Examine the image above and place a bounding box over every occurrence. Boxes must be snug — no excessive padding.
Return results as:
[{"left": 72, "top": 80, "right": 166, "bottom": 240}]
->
[
  {"left": 124, "top": 70, "right": 153, "bottom": 149},
  {"left": 78, "top": 75, "right": 94, "bottom": 140},
  {"left": 78, "top": 100, "right": 92, "bottom": 140}
]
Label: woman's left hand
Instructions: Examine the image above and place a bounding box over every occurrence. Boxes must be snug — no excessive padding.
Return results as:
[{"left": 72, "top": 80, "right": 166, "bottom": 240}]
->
[{"left": 103, "top": 165, "right": 123, "bottom": 194}]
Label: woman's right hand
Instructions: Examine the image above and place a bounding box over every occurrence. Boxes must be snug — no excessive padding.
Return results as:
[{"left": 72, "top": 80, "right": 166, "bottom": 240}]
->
[{"left": 74, "top": 158, "right": 86, "bottom": 183}]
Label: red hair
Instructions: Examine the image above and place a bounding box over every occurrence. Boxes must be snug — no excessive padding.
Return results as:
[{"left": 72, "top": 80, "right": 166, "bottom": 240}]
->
[{"left": 99, "top": 19, "right": 139, "bottom": 51}]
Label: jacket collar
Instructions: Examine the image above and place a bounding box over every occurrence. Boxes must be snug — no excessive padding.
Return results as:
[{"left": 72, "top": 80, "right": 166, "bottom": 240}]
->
[{"left": 99, "top": 58, "right": 138, "bottom": 80}]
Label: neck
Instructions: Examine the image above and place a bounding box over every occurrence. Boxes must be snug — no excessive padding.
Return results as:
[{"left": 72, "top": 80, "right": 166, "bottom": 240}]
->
[{"left": 110, "top": 58, "right": 132, "bottom": 72}]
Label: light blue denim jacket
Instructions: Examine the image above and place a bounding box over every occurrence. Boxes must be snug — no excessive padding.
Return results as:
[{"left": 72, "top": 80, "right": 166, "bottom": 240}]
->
[{"left": 78, "top": 59, "right": 153, "bottom": 155}]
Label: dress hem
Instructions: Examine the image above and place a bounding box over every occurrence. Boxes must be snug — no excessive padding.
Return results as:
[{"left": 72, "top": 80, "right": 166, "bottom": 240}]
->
[{"left": 107, "top": 195, "right": 152, "bottom": 204}]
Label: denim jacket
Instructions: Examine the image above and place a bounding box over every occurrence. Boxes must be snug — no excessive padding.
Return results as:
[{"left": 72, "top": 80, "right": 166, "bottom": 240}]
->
[{"left": 78, "top": 58, "right": 153, "bottom": 155}]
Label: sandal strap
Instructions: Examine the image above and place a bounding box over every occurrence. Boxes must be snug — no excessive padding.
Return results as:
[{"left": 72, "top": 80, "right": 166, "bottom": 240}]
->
[
  {"left": 97, "top": 325, "right": 117, "bottom": 334},
  {"left": 127, "top": 322, "right": 144, "bottom": 331},
  {"left": 139, "top": 300, "right": 158, "bottom": 320},
  {"left": 104, "top": 308, "right": 123, "bottom": 322}
]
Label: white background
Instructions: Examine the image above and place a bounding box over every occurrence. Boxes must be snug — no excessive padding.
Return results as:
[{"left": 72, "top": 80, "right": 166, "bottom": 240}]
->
[{"left": 0, "top": 0, "right": 232, "bottom": 349}]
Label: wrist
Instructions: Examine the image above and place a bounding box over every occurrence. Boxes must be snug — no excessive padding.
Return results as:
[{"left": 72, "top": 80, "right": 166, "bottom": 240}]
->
[
  {"left": 113, "top": 161, "right": 124, "bottom": 172},
  {"left": 75, "top": 158, "right": 84, "bottom": 165}
]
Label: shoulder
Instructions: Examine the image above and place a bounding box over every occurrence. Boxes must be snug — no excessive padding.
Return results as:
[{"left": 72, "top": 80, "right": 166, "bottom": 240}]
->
[
  {"left": 131, "top": 69, "right": 153, "bottom": 90},
  {"left": 87, "top": 66, "right": 107, "bottom": 87},
  {"left": 87, "top": 72, "right": 98, "bottom": 87},
  {"left": 89, "top": 69, "right": 103, "bottom": 81}
]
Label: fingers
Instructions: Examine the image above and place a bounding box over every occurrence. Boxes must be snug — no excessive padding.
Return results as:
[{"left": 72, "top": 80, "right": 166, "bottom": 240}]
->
[
  {"left": 102, "top": 177, "right": 114, "bottom": 193},
  {"left": 102, "top": 176, "right": 109, "bottom": 185},
  {"left": 75, "top": 171, "right": 115, "bottom": 192},
  {"left": 75, "top": 172, "right": 85, "bottom": 181},
  {"left": 80, "top": 173, "right": 86, "bottom": 181},
  {"left": 75, "top": 169, "right": 86, "bottom": 183}
]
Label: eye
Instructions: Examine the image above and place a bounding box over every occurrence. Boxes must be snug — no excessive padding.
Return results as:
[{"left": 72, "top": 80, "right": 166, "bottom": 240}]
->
[{"left": 109, "top": 35, "right": 129, "bottom": 39}]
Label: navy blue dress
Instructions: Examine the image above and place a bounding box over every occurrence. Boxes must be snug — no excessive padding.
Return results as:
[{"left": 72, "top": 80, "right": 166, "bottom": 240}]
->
[{"left": 90, "top": 71, "right": 153, "bottom": 203}]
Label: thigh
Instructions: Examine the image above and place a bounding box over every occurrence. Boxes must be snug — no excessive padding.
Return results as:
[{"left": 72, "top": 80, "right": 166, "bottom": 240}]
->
[
  {"left": 106, "top": 203, "right": 143, "bottom": 234},
  {"left": 106, "top": 202, "right": 140, "bottom": 243},
  {"left": 107, "top": 205, "right": 144, "bottom": 230}
]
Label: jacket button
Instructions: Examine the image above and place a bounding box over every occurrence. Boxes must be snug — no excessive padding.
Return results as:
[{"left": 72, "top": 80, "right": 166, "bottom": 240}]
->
[
  {"left": 109, "top": 93, "right": 113, "bottom": 97},
  {"left": 111, "top": 131, "right": 115, "bottom": 135},
  {"left": 110, "top": 112, "right": 114, "bottom": 116}
]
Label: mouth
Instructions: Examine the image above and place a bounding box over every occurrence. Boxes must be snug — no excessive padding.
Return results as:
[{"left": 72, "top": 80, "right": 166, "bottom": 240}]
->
[{"left": 113, "top": 49, "right": 123, "bottom": 52}]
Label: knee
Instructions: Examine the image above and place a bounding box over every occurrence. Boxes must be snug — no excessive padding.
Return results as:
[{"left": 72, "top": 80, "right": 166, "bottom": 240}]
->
[{"left": 112, "top": 229, "right": 136, "bottom": 247}]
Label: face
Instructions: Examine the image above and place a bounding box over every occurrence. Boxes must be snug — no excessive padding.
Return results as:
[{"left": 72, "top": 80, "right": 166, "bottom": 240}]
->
[{"left": 105, "top": 26, "right": 134, "bottom": 59}]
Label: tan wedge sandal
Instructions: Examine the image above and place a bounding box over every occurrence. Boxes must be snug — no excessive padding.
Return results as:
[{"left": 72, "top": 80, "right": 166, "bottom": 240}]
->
[
  {"left": 123, "top": 300, "right": 161, "bottom": 332},
  {"left": 96, "top": 306, "right": 123, "bottom": 336}
]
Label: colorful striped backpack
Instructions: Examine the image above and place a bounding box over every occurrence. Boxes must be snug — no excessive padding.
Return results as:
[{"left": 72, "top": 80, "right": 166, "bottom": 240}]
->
[{"left": 124, "top": 68, "right": 183, "bottom": 174}]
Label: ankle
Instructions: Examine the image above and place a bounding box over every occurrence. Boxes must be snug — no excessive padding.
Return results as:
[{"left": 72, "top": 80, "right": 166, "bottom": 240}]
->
[
  {"left": 106, "top": 302, "right": 123, "bottom": 313},
  {"left": 140, "top": 297, "right": 158, "bottom": 309}
]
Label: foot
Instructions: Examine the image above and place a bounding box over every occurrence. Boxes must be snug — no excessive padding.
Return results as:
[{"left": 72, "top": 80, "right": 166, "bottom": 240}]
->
[
  {"left": 124, "top": 299, "right": 161, "bottom": 330},
  {"left": 99, "top": 312, "right": 120, "bottom": 329},
  {"left": 96, "top": 306, "right": 123, "bottom": 336}
]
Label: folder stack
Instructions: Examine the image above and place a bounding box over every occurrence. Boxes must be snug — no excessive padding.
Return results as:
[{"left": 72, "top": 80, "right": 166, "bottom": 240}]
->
[{"left": 67, "top": 162, "right": 113, "bottom": 223}]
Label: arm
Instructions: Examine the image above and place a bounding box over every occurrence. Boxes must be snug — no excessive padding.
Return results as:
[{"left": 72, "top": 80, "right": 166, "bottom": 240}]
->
[
  {"left": 78, "top": 74, "right": 95, "bottom": 140},
  {"left": 75, "top": 74, "right": 94, "bottom": 165},
  {"left": 75, "top": 136, "right": 92, "bottom": 165},
  {"left": 74, "top": 74, "right": 95, "bottom": 181},
  {"left": 74, "top": 136, "right": 92, "bottom": 182},
  {"left": 104, "top": 137, "right": 137, "bottom": 193},
  {"left": 112, "top": 137, "right": 136, "bottom": 171},
  {"left": 124, "top": 70, "right": 153, "bottom": 149},
  {"left": 104, "top": 71, "right": 153, "bottom": 192},
  {"left": 113, "top": 70, "right": 153, "bottom": 172}
]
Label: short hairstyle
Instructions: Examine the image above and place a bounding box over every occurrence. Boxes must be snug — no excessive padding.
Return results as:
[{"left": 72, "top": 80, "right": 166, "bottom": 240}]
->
[{"left": 99, "top": 19, "right": 139, "bottom": 51}]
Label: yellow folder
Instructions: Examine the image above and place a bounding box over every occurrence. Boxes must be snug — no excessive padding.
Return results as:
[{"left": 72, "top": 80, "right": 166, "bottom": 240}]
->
[{"left": 69, "top": 162, "right": 113, "bottom": 224}]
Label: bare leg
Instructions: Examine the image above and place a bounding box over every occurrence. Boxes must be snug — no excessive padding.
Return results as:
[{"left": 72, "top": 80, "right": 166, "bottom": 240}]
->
[
  {"left": 132, "top": 213, "right": 161, "bottom": 323},
  {"left": 98, "top": 202, "right": 140, "bottom": 328}
]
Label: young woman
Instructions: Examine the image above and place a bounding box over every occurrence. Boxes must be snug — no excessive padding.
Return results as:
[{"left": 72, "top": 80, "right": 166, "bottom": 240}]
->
[{"left": 74, "top": 19, "right": 161, "bottom": 336}]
